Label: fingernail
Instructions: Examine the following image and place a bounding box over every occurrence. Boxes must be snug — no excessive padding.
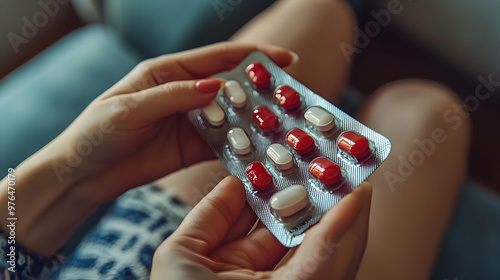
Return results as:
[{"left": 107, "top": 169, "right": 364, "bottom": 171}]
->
[
  {"left": 289, "top": 51, "right": 299, "bottom": 65},
  {"left": 196, "top": 78, "right": 226, "bottom": 93}
]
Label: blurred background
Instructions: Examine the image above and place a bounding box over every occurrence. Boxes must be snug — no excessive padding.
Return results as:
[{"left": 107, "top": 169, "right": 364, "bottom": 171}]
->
[{"left": 1, "top": 0, "right": 499, "bottom": 279}]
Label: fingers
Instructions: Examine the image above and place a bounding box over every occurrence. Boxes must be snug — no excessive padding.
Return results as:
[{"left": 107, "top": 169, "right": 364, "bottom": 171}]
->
[
  {"left": 106, "top": 42, "right": 297, "bottom": 96},
  {"left": 167, "top": 176, "right": 247, "bottom": 255},
  {"left": 119, "top": 78, "right": 224, "bottom": 124},
  {"left": 212, "top": 221, "right": 288, "bottom": 271},
  {"left": 220, "top": 203, "right": 258, "bottom": 245},
  {"left": 327, "top": 182, "right": 372, "bottom": 279},
  {"left": 161, "top": 42, "right": 296, "bottom": 79},
  {"left": 275, "top": 182, "right": 373, "bottom": 280}
]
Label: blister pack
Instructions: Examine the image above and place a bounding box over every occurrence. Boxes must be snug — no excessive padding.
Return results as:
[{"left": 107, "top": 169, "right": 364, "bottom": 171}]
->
[{"left": 188, "top": 51, "right": 391, "bottom": 247}]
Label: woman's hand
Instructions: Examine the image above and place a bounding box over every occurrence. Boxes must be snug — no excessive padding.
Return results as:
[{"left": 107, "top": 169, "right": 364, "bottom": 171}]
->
[
  {"left": 0, "top": 42, "right": 295, "bottom": 256},
  {"left": 49, "top": 42, "right": 296, "bottom": 202},
  {"left": 151, "top": 177, "right": 372, "bottom": 280}
]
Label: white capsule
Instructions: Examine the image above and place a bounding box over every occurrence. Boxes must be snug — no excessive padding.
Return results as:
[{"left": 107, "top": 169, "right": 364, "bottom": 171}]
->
[
  {"left": 223, "top": 80, "right": 247, "bottom": 108},
  {"left": 227, "top": 127, "right": 251, "bottom": 155},
  {"left": 266, "top": 143, "right": 293, "bottom": 170},
  {"left": 201, "top": 101, "right": 225, "bottom": 127},
  {"left": 270, "top": 185, "right": 309, "bottom": 218},
  {"left": 304, "top": 107, "right": 336, "bottom": 132}
]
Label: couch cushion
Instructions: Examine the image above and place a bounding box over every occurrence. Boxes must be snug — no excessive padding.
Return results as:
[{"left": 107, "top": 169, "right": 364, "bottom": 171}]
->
[{"left": 0, "top": 24, "right": 143, "bottom": 171}]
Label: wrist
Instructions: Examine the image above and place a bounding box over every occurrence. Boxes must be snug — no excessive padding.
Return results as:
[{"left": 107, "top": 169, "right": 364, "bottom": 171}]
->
[
  {"left": 37, "top": 138, "right": 97, "bottom": 186},
  {"left": 0, "top": 143, "right": 101, "bottom": 256}
]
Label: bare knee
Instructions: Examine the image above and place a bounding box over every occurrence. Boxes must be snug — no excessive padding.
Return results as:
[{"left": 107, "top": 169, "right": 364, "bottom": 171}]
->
[
  {"left": 356, "top": 79, "right": 472, "bottom": 279},
  {"left": 359, "top": 79, "right": 472, "bottom": 194},
  {"left": 359, "top": 79, "right": 472, "bottom": 143}
]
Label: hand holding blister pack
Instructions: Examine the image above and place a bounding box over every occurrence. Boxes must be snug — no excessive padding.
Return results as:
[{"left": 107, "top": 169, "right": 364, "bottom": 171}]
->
[{"left": 188, "top": 52, "right": 391, "bottom": 247}]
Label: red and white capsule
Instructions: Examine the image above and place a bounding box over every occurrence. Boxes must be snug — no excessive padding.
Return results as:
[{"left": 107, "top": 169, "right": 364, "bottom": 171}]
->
[
  {"left": 253, "top": 106, "right": 280, "bottom": 132},
  {"left": 245, "top": 62, "right": 271, "bottom": 89},
  {"left": 245, "top": 162, "right": 273, "bottom": 191},
  {"left": 286, "top": 128, "right": 315, "bottom": 154},
  {"left": 337, "top": 131, "right": 370, "bottom": 159},
  {"left": 274, "top": 85, "right": 301, "bottom": 110},
  {"left": 309, "top": 157, "right": 342, "bottom": 185}
]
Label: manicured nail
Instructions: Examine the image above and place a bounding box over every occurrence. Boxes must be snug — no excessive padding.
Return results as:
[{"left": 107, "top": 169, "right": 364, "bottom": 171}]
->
[
  {"left": 196, "top": 78, "right": 226, "bottom": 93},
  {"left": 289, "top": 51, "right": 299, "bottom": 65}
]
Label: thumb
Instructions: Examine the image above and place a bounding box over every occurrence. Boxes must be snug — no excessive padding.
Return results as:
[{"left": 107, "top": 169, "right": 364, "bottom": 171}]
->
[
  {"left": 166, "top": 175, "right": 248, "bottom": 255},
  {"left": 125, "top": 78, "right": 225, "bottom": 123},
  {"left": 277, "top": 182, "right": 372, "bottom": 280}
]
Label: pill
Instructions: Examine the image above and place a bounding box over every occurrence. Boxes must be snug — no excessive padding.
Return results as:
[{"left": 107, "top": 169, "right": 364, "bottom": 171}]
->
[
  {"left": 223, "top": 80, "right": 247, "bottom": 108},
  {"left": 253, "top": 106, "right": 280, "bottom": 132},
  {"left": 286, "top": 128, "right": 315, "bottom": 154},
  {"left": 304, "top": 107, "right": 336, "bottom": 132},
  {"left": 270, "top": 185, "right": 309, "bottom": 218},
  {"left": 337, "top": 131, "right": 370, "bottom": 159},
  {"left": 227, "top": 127, "right": 251, "bottom": 155},
  {"left": 245, "top": 162, "right": 273, "bottom": 191},
  {"left": 266, "top": 143, "right": 294, "bottom": 170},
  {"left": 201, "top": 101, "right": 225, "bottom": 127},
  {"left": 245, "top": 62, "right": 271, "bottom": 89},
  {"left": 309, "top": 157, "right": 342, "bottom": 185},
  {"left": 274, "top": 85, "right": 301, "bottom": 110}
]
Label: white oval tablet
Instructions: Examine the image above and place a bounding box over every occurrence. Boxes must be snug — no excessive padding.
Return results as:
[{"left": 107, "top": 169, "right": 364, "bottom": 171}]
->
[
  {"left": 201, "top": 101, "right": 225, "bottom": 127},
  {"left": 223, "top": 80, "right": 247, "bottom": 108},
  {"left": 304, "top": 107, "right": 336, "bottom": 132},
  {"left": 270, "top": 185, "right": 309, "bottom": 218},
  {"left": 266, "top": 143, "right": 293, "bottom": 170},
  {"left": 227, "top": 127, "right": 251, "bottom": 155}
]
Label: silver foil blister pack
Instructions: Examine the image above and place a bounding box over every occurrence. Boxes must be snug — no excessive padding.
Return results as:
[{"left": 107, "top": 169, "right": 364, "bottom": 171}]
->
[{"left": 188, "top": 51, "right": 391, "bottom": 247}]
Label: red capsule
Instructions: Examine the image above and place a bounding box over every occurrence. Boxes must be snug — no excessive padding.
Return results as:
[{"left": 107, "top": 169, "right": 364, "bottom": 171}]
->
[
  {"left": 337, "top": 131, "right": 370, "bottom": 159},
  {"left": 253, "top": 106, "right": 280, "bottom": 132},
  {"left": 286, "top": 128, "right": 315, "bottom": 154},
  {"left": 245, "top": 162, "right": 273, "bottom": 191},
  {"left": 274, "top": 85, "right": 301, "bottom": 110},
  {"left": 245, "top": 62, "right": 271, "bottom": 89},
  {"left": 309, "top": 157, "right": 342, "bottom": 185}
]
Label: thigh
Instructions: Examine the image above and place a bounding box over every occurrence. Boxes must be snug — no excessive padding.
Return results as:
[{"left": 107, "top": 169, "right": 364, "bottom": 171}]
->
[
  {"left": 231, "top": 0, "right": 356, "bottom": 103},
  {"left": 356, "top": 79, "right": 472, "bottom": 279}
]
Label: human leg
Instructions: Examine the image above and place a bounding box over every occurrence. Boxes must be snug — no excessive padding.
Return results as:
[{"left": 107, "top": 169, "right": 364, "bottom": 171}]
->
[{"left": 356, "top": 79, "right": 471, "bottom": 279}]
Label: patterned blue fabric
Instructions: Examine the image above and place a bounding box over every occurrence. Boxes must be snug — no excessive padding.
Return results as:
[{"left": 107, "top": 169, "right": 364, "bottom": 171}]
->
[
  {"left": 0, "top": 230, "right": 64, "bottom": 279},
  {"left": 54, "top": 185, "right": 191, "bottom": 279},
  {"left": 0, "top": 185, "right": 190, "bottom": 279}
]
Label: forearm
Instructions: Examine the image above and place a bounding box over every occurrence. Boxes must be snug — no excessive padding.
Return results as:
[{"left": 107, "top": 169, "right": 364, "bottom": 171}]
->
[{"left": 0, "top": 142, "right": 100, "bottom": 257}]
